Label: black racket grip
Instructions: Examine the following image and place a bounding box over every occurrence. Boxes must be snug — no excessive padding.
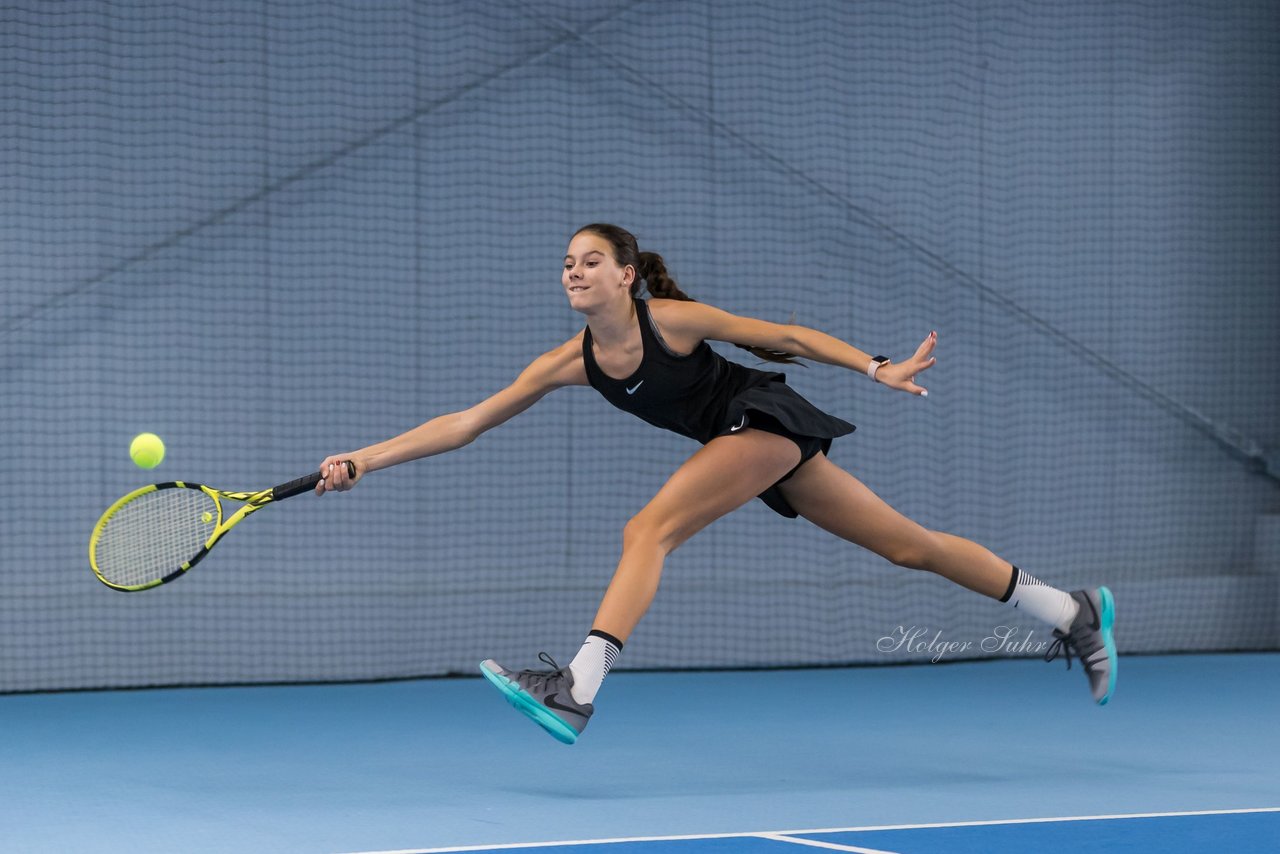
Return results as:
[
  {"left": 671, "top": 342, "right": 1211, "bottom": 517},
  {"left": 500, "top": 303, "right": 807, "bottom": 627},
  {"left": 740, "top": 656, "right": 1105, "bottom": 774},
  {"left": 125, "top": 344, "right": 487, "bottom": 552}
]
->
[{"left": 272, "top": 460, "right": 356, "bottom": 500}]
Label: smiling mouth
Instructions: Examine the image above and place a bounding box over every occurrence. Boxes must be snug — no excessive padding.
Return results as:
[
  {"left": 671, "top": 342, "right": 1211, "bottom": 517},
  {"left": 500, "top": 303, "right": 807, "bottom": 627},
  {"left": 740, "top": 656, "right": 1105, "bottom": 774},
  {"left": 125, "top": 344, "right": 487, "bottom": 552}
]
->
[{"left": 568, "top": 286, "right": 588, "bottom": 293}]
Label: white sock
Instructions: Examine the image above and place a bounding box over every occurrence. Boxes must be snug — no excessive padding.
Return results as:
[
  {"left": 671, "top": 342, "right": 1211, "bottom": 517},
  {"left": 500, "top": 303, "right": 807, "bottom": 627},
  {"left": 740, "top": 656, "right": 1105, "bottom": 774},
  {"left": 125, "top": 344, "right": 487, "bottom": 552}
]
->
[
  {"left": 568, "top": 631, "right": 622, "bottom": 705},
  {"left": 1002, "top": 567, "right": 1079, "bottom": 633}
]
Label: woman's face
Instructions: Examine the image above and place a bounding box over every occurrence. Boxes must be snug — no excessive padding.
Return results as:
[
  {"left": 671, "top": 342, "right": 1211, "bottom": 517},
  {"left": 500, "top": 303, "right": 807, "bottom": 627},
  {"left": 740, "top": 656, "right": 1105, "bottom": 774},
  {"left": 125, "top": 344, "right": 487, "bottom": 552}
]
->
[{"left": 563, "top": 231, "right": 633, "bottom": 313}]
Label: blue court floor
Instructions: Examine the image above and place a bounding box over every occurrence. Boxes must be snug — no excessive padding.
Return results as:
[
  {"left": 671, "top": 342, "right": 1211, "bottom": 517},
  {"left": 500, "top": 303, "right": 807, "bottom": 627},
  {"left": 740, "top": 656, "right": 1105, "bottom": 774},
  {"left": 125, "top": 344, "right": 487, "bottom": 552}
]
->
[{"left": 1, "top": 653, "right": 1276, "bottom": 853}]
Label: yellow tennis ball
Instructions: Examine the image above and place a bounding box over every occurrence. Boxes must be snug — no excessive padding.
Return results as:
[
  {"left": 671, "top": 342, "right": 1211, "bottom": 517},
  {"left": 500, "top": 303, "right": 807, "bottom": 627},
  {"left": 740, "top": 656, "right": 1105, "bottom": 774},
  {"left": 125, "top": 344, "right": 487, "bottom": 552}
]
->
[{"left": 129, "top": 432, "right": 165, "bottom": 469}]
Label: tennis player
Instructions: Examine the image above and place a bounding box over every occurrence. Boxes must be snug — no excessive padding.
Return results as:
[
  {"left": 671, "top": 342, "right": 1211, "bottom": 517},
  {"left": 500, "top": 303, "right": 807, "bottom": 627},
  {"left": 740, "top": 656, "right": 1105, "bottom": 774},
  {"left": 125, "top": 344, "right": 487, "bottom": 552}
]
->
[{"left": 316, "top": 223, "right": 1117, "bottom": 744}]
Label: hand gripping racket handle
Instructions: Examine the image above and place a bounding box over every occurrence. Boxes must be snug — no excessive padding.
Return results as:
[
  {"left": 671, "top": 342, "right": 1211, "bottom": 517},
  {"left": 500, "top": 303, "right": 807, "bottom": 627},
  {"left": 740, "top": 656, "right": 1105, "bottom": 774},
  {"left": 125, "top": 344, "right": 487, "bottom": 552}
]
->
[{"left": 271, "top": 460, "right": 356, "bottom": 500}]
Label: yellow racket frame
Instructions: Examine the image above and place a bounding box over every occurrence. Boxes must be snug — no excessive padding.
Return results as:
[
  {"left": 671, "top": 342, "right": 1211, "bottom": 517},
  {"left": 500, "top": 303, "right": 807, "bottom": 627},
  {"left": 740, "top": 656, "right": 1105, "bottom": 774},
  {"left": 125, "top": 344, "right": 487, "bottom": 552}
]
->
[
  {"left": 88, "top": 462, "right": 349, "bottom": 592},
  {"left": 89, "top": 481, "right": 276, "bottom": 592}
]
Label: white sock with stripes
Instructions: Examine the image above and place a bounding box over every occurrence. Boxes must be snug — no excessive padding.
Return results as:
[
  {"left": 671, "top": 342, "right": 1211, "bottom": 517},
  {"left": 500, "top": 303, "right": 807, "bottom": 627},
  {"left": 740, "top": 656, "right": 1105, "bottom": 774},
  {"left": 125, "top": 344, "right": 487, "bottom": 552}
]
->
[
  {"left": 1001, "top": 566, "right": 1079, "bottom": 633},
  {"left": 568, "top": 630, "right": 622, "bottom": 705}
]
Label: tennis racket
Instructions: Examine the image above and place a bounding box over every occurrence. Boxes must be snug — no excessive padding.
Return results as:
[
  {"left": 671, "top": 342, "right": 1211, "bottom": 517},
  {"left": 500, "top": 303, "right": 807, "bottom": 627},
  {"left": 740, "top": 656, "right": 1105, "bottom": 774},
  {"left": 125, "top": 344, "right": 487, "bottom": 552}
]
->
[{"left": 89, "top": 460, "right": 354, "bottom": 592}]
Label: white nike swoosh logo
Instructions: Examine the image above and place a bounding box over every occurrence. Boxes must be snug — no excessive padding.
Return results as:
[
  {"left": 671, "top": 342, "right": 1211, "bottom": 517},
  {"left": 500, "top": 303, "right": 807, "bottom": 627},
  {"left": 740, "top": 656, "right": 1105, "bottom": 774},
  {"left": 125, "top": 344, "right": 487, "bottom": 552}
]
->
[
  {"left": 626, "top": 381, "right": 644, "bottom": 395},
  {"left": 729, "top": 416, "right": 747, "bottom": 432}
]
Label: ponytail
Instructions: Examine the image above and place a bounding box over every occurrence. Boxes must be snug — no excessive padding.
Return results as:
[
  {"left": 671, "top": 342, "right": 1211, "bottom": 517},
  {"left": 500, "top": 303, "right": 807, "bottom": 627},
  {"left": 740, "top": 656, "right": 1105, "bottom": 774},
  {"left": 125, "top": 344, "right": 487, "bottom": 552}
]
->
[
  {"left": 734, "top": 342, "right": 802, "bottom": 366},
  {"left": 635, "top": 251, "right": 693, "bottom": 302},
  {"left": 578, "top": 223, "right": 799, "bottom": 365}
]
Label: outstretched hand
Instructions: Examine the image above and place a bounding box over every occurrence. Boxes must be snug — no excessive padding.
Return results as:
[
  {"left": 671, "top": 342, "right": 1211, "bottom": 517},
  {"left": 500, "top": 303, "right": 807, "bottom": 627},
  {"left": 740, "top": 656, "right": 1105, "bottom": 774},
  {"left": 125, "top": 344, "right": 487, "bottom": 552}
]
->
[{"left": 876, "top": 331, "right": 937, "bottom": 397}]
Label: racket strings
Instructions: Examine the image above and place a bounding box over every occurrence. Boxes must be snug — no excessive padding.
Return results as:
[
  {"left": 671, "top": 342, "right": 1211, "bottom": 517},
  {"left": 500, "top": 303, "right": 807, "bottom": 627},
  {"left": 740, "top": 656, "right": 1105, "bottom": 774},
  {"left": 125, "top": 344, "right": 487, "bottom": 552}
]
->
[{"left": 93, "top": 489, "right": 219, "bottom": 588}]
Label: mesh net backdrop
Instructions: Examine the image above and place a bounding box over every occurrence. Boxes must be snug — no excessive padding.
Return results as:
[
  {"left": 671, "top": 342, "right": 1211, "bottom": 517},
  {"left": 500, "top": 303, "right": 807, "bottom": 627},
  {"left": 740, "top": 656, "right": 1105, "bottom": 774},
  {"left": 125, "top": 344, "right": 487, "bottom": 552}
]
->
[{"left": 3, "top": 0, "right": 1278, "bottom": 691}]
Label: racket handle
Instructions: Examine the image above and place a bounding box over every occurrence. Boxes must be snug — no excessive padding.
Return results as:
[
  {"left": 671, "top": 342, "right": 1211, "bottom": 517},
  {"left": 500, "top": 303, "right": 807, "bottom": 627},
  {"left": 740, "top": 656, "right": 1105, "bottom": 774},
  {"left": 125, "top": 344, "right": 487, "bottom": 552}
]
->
[{"left": 272, "top": 460, "right": 356, "bottom": 500}]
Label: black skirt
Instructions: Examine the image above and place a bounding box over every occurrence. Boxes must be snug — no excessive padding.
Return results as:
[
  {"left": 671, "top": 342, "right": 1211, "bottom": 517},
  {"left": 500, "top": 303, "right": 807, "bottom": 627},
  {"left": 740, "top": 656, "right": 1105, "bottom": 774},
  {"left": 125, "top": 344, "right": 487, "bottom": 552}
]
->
[{"left": 713, "top": 378, "right": 855, "bottom": 518}]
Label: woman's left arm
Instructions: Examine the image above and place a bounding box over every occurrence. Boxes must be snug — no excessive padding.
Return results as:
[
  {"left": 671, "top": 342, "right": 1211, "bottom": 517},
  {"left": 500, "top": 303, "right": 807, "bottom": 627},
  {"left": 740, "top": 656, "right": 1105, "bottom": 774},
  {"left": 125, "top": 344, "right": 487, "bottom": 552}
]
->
[{"left": 654, "top": 299, "right": 936, "bottom": 397}]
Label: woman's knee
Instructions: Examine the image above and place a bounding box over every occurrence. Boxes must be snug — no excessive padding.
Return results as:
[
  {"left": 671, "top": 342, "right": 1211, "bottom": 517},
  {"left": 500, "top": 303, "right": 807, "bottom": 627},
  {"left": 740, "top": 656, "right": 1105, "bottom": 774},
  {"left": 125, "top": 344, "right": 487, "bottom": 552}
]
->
[
  {"left": 879, "top": 530, "right": 940, "bottom": 571},
  {"left": 622, "top": 509, "right": 685, "bottom": 555}
]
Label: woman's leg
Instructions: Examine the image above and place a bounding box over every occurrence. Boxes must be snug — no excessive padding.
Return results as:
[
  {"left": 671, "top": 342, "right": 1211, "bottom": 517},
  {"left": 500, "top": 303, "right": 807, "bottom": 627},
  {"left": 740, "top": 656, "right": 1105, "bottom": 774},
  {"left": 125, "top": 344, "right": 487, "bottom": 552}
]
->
[
  {"left": 480, "top": 429, "right": 802, "bottom": 742},
  {"left": 777, "top": 452, "right": 1012, "bottom": 598},
  {"left": 591, "top": 429, "right": 802, "bottom": 642},
  {"left": 777, "top": 453, "right": 1116, "bottom": 705}
]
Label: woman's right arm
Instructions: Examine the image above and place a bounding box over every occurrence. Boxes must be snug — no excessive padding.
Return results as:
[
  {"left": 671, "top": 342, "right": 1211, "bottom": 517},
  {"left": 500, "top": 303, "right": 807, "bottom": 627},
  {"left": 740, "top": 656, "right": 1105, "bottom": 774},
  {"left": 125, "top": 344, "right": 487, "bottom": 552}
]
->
[{"left": 315, "top": 333, "right": 587, "bottom": 494}]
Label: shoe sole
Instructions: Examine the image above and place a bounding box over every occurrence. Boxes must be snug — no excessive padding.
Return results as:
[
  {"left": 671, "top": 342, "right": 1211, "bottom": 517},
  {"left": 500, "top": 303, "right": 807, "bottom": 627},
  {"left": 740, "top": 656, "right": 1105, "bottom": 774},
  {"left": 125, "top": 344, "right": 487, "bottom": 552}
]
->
[
  {"left": 1097, "top": 586, "right": 1117, "bottom": 706},
  {"left": 478, "top": 660, "right": 579, "bottom": 745}
]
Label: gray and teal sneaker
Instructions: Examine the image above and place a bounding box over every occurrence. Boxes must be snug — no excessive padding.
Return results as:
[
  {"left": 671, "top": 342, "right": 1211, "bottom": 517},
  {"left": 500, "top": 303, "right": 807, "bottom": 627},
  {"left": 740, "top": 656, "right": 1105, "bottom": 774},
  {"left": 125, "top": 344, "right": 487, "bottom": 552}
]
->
[
  {"left": 479, "top": 653, "right": 593, "bottom": 744},
  {"left": 1045, "top": 587, "right": 1117, "bottom": 705}
]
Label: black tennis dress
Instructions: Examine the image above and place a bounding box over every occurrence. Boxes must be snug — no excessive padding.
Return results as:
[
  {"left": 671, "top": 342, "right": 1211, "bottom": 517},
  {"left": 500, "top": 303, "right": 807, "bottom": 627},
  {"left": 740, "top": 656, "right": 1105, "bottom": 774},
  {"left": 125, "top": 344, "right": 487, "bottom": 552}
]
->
[{"left": 581, "top": 298, "right": 855, "bottom": 517}]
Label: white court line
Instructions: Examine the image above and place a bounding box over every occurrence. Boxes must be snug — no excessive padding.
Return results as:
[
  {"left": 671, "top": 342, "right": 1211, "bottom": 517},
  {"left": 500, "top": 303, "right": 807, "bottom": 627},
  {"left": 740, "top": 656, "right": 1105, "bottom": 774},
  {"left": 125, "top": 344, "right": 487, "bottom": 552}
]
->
[
  {"left": 775, "top": 805, "right": 1280, "bottom": 835},
  {"left": 759, "top": 833, "right": 901, "bottom": 854},
  {"left": 335, "top": 806, "right": 1280, "bottom": 854}
]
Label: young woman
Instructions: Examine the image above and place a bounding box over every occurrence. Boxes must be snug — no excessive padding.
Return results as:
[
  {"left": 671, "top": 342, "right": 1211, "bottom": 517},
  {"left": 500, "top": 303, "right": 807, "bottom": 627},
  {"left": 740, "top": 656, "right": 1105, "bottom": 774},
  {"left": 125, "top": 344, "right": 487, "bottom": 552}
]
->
[{"left": 315, "top": 223, "right": 1117, "bottom": 744}]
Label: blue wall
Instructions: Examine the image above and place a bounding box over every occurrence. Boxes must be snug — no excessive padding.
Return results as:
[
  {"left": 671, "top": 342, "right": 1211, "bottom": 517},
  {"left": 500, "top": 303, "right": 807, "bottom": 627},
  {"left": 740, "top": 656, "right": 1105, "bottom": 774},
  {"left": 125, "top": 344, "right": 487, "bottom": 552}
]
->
[{"left": 3, "top": 1, "right": 1277, "bottom": 690}]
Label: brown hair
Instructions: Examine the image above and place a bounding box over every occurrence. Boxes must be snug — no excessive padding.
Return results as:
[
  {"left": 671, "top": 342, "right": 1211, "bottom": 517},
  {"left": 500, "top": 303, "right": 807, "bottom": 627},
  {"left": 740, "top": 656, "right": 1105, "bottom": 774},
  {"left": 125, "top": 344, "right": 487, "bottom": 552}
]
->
[{"left": 574, "top": 223, "right": 798, "bottom": 364}]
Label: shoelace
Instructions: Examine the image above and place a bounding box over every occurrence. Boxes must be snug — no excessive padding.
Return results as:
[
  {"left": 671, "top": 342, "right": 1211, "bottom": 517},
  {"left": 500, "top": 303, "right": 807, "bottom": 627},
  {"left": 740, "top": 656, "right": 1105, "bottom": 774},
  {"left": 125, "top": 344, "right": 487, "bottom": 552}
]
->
[
  {"left": 1045, "top": 631, "right": 1102, "bottom": 676},
  {"left": 513, "top": 652, "right": 565, "bottom": 692},
  {"left": 1044, "top": 635, "right": 1075, "bottom": 671}
]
